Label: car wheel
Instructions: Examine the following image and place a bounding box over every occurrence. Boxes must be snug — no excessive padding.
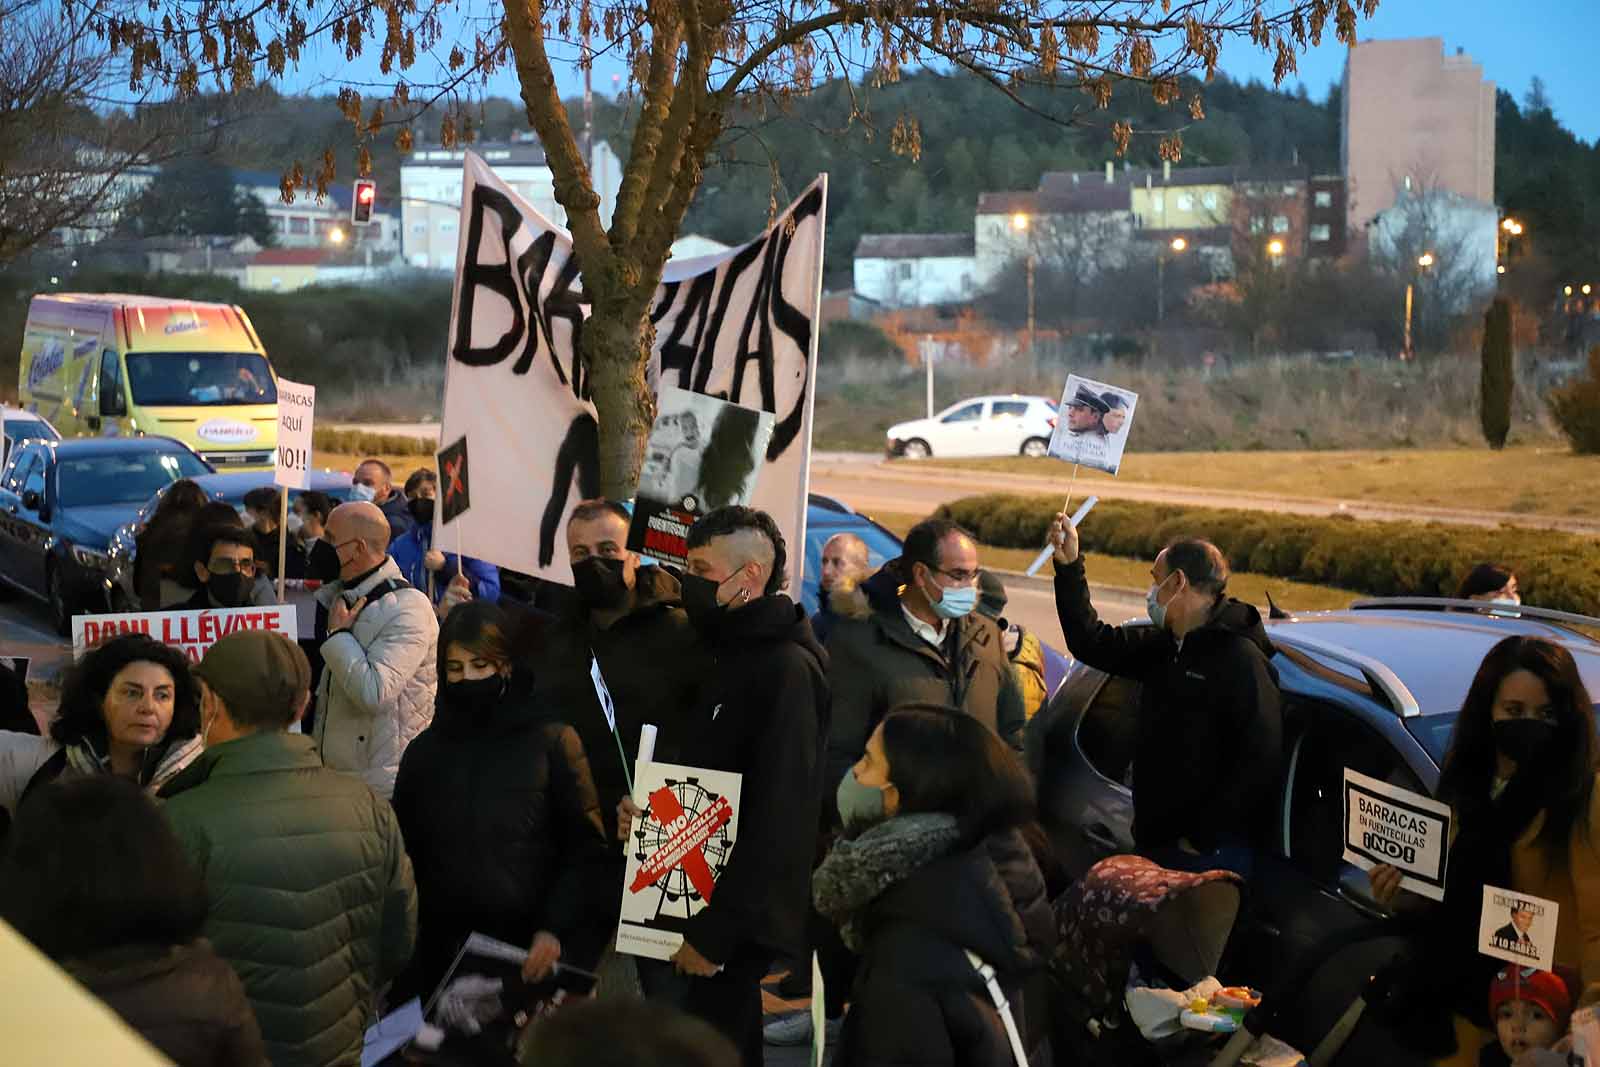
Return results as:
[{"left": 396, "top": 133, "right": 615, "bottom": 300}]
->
[
  {"left": 902, "top": 439, "right": 932, "bottom": 460},
  {"left": 47, "top": 564, "right": 71, "bottom": 637},
  {"left": 1021, "top": 437, "right": 1049, "bottom": 458}
]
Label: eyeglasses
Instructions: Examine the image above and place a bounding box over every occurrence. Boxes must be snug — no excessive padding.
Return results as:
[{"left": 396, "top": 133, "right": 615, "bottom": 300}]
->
[
  {"left": 933, "top": 567, "right": 979, "bottom": 585},
  {"left": 207, "top": 558, "right": 255, "bottom": 575}
]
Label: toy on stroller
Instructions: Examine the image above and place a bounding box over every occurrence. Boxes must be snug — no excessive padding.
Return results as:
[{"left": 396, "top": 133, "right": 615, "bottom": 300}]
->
[{"left": 1049, "top": 855, "right": 1304, "bottom": 1067}]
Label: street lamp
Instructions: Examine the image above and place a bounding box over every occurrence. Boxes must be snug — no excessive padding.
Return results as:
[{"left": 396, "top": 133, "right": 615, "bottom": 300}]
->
[
  {"left": 1565, "top": 285, "right": 1575, "bottom": 297},
  {"left": 1585, "top": 284, "right": 1594, "bottom": 296},
  {"left": 1403, "top": 251, "right": 1436, "bottom": 361},
  {"left": 329, "top": 226, "right": 347, "bottom": 245},
  {"left": 1267, "top": 238, "right": 1285, "bottom": 258},
  {"left": 1417, "top": 252, "right": 1435, "bottom": 269},
  {"left": 1158, "top": 236, "right": 1188, "bottom": 323}
]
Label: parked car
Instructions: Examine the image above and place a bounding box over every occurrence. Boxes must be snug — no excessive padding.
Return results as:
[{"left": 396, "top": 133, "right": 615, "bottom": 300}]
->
[
  {"left": 1, "top": 406, "right": 60, "bottom": 467},
  {"left": 105, "top": 470, "right": 355, "bottom": 611},
  {"left": 886, "top": 394, "right": 1057, "bottom": 459},
  {"left": 1029, "top": 598, "right": 1600, "bottom": 1057},
  {"left": 0, "top": 436, "right": 212, "bottom": 633},
  {"left": 802, "top": 492, "right": 1071, "bottom": 695}
]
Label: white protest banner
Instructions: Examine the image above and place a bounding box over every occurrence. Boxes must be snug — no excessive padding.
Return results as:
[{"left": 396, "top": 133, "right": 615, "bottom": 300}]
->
[
  {"left": 439, "top": 152, "right": 826, "bottom": 588},
  {"left": 274, "top": 378, "right": 316, "bottom": 490},
  {"left": 618, "top": 761, "right": 742, "bottom": 961},
  {"left": 1478, "top": 886, "right": 1559, "bottom": 970},
  {"left": 72, "top": 605, "right": 297, "bottom": 663},
  {"left": 627, "top": 388, "right": 775, "bottom": 568},
  {"left": 1047, "top": 373, "right": 1139, "bottom": 476},
  {"left": 1341, "top": 768, "right": 1452, "bottom": 902}
]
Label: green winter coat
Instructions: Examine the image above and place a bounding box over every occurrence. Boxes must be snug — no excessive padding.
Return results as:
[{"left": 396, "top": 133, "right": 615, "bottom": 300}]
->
[{"left": 160, "top": 731, "right": 417, "bottom": 1067}]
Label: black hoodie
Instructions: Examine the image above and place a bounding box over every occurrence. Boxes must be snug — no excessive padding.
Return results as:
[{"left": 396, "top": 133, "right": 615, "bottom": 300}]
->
[
  {"left": 1053, "top": 557, "right": 1283, "bottom": 852},
  {"left": 663, "top": 594, "right": 830, "bottom": 965}
]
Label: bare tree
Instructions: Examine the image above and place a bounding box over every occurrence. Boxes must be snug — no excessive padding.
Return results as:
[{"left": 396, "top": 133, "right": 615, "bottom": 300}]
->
[
  {"left": 1369, "top": 175, "right": 1494, "bottom": 353},
  {"left": 80, "top": 0, "right": 1383, "bottom": 494}
]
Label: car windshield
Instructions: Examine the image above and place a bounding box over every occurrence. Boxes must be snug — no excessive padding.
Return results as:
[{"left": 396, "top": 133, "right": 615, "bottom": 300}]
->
[
  {"left": 1407, "top": 706, "right": 1600, "bottom": 765},
  {"left": 6, "top": 418, "right": 55, "bottom": 442},
  {"left": 125, "top": 352, "right": 277, "bottom": 407},
  {"left": 59, "top": 450, "right": 211, "bottom": 507}
]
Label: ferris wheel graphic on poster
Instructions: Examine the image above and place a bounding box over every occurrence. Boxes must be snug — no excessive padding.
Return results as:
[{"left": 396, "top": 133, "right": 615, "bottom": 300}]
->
[{"left": 631, "top": 775, "right": 737, "bottom": 921}]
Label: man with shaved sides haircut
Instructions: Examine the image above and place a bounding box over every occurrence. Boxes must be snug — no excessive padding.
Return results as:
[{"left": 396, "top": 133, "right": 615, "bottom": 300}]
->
[
  {"left": 313, "top": 500, "right": 439, "bottom": 799},
  {"left": 623, "top": 506, "right": 829, "bottom": 1067}
]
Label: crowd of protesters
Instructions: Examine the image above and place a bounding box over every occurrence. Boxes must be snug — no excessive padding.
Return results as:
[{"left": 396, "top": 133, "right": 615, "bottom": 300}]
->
[{"left": 0, "top": 455, "right": 1595, "bottom": 1067}]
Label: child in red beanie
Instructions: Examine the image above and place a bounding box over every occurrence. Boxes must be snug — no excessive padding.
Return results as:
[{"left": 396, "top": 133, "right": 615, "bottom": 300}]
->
[{"left": 1481, "top": 965, "right": 1575, "bottom": 1066}]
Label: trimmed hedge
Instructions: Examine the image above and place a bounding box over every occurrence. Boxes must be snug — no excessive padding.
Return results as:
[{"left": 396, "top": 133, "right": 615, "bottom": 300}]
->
[
  {"left": 312, "top": 427, "right": 436, "bottom": 457},
  {"left": 934, "top": 493, "right": 1600, "bottom": 617}
]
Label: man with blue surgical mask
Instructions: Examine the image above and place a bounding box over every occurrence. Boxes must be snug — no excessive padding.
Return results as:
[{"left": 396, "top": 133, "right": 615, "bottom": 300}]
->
[{"left": 1048, "top": 515, "right": 1283, "bottom": 878}]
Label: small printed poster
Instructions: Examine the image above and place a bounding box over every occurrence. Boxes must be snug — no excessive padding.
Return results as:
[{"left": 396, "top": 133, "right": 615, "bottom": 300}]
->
[
  {"left": 437, "top": 434, "right": 472, "bottom": 525},
  {"left": 617, "top": 761, "right": 742, "bottom": 961},
  {"left": 626, "top": 388, "right": 774, "bottom": 568},
  {"left": 72, "top": 605, "right": 297, "bottom": 663},
  {"left": 1046, "top": 373, "right": 1139, "bottom": 476},
  {"left": 1478, "top": 886, "right": 1559, "bottom": 970},
  {"left": 1341, "top": 768, "right": 1452, "bottom": 902}
]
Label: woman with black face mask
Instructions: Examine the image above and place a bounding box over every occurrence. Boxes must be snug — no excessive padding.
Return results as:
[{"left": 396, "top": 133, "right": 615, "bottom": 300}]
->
[
  {"left": 1369, "top": 636, "right": 1600, "bottom": 1064},
  {"left": 390, "top": 601, "right": 615, "bottom": 1002}
]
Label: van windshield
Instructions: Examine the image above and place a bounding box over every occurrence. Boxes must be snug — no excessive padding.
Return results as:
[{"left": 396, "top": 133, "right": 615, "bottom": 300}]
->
[{"left": 125, "top": 352, "right": 277, "bottom": 406}]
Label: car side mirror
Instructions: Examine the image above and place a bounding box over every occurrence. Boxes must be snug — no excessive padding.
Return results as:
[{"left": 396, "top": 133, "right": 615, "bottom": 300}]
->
[{"left": 21, "top": 489, "right": 41, "bottom": 511}]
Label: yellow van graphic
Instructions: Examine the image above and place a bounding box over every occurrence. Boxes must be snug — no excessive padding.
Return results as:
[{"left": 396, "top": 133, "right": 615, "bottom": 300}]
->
[{"left": 18, "top": 295, "right": 279, "bottom": 469}]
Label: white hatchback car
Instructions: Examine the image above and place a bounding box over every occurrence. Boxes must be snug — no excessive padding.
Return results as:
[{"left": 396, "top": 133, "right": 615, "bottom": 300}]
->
[{"left": 886, "top": 395, "right": 1058, "bottom": 459}]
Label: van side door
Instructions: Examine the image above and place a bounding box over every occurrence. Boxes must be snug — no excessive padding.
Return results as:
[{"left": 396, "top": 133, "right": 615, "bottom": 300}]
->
[{"left": 93, "top": 350, "right": 128, "bottom": 435}]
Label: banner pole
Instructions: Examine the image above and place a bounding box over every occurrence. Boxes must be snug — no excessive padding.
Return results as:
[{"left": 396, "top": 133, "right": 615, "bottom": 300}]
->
[
  {"left": 793, "top": 173, "right": 828, "bottom": 596},
  {"left": 276, "top": 489, "right": 288, "bottom": 603},
  {"left": 1061, "top": 463, "right": 1080, "bottom": 517}
]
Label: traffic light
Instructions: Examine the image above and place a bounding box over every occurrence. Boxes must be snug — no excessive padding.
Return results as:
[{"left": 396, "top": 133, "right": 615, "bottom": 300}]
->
[{"left": 351, "top": 180, "right": 377, "bottom": 225}]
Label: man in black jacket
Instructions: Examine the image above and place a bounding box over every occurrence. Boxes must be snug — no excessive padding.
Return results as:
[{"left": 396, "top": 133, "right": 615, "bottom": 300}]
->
[
  {"left": 625, "top": 506, "right": 829, "bottom": 1067},
  {"left": 1048, "top": 514, "right": 1282, "bottom": 877},
  {"left": 530, "top": 499, "right": 708, "bottom": 839}
]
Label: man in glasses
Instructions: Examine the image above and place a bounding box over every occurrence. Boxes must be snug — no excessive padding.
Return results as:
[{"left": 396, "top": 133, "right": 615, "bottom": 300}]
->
[{"left": 185, "top": 525, "right": 261, "bottom": 610}]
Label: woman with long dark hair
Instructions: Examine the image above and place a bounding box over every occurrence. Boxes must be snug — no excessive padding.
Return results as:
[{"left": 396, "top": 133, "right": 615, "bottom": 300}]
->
[
  {"left": 814, "top": 706, "right": 1057, "bottom": 1066},
  {"left": 1371, "top": 636, "right": 1600, "bottom": 1063},
  {"left": 135, "top": 478, "right": 210, "bottom": 609},
  {"left": 0, "top": 634, "right": 203, "bottom": 821},
  {"left": 0, "top": 776, "right": 266, "bottom": 1065},
  {"left": 391, "top": 601, "right": 615, "bottom": 999}
]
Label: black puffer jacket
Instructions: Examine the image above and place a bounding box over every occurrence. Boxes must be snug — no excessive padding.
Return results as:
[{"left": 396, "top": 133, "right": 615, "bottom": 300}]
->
[
  {"left": 835, "top": 834, "right": 1052, "bottom": 1067},
  {"left": 1053, "top": 557, "right": 1283, "bottom": 851},
  {"left": 391, "top": 674, "right": 616, "bottom": 996},
  {"left": 66, "top": 940, "right": 268, "bottom": 1067}
]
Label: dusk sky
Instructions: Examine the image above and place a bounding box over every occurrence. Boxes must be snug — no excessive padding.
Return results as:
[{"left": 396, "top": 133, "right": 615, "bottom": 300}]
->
[{"left": 288, "top": 0, "right": 1596, "bottom": 145}]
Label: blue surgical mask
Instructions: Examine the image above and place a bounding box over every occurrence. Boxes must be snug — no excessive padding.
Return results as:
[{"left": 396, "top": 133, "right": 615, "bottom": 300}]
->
[
  {"left": 1147, "top": 575, "right": 1174, "bottom": 631},
  {"left": 932, "top": 583, "right": 978, "bottom": 621},
  {"left": 837, "top": 768, "right": 887, "bottom": 826},
  {"left": 349, "top": 483, "right": 377, "bottom": 503}
]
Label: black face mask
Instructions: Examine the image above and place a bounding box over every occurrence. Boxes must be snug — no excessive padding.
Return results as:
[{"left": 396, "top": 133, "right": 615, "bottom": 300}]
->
[
  {"left": 442, "top": 676, "right": 506, "bottom": 714},
  {"left": 680, "top": 573, "right": 732, "bottom": 632},
  {"left": 408, "top": 498, "right": 435, "bottom": 524},
  {"left": 573, "top": 556, "right": 630, "bottom": 611},
  {"left": 1494, "top": 718, "right": 1557, "bottom": 768},
  {"left": 206, "top": 572, "right": 251, "bottom": 608}
]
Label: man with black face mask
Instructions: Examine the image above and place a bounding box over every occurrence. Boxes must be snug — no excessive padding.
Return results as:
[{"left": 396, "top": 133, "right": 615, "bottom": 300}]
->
[
  {"left": 527, "top": 499, "right": 707, "bottom": 842},
  {"left": 389, "top": 468, "right": 500, "bottom": 615},
  {"left": 618, "top": 506, "right": 829, "bottom": 1067},
  {"left": 184, "top": 526, "right": 262, "bottom": 610}
]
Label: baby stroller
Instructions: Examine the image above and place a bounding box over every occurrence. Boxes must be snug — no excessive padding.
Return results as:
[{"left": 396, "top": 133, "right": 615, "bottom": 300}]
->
[{"left": 1049, "top": 855, "right": 1291, "bottom": 1067}]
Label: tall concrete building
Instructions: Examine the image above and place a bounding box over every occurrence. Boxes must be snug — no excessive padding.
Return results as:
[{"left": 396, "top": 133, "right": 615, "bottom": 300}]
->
[{"left": 1342, "top": 37, "right": 1495, "bottom": 232}]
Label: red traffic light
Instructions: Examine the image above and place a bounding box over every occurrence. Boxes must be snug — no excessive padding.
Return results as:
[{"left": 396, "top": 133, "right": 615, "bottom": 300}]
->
[{"left": 351, "top": 180, "right": 377, "bottom": 224}]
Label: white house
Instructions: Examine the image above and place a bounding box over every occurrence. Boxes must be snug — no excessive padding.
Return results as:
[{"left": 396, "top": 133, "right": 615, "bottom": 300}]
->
[
  {"left": 399, "top": 136, "right": 622, "bottom": 270},
  {"left": 974, "top": 182, "right": 1135, "bottom": 288},
  {"left": 853, "top": 233, "right": 977, "bottom": 309}
]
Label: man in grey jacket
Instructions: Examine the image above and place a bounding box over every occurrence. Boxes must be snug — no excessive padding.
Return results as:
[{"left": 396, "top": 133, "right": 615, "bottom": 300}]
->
[{"left": 315, "top": 500, "right": 438, "bottom": 799}]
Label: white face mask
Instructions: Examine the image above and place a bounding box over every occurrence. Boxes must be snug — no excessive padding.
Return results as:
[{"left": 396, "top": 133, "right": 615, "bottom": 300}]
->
[
  {"left": 285, "top": 512, "right": 304, "bottom": 536},
  {"left": 349, "top": 483, "right": 377, "bottom": 503}
]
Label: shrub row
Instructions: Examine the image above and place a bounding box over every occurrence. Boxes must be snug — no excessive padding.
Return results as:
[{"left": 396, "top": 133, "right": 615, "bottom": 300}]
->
[
  {"left": 934, "top": 493, "right": 1600, "bottom": 617},
  {"left": 312, "top": 427, "right": 436, "bottom": 458}
]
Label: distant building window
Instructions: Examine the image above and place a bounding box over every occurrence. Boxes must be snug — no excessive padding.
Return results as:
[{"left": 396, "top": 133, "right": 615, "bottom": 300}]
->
[
  {"left": 411, "top": 222, "right": 426, "bottom": 234},
  {"left": 1272, "top": 215, "right": 1291, "bottom": 234},
  {"left": 1314, "top": 190, "right": 1334, "bottom": 208},
  {"left": 440, "top": 220, "right": 456, "bottom": 232},
  {"left": 896, "top": 261, "right": 914, "bottom": 281},
  {"left": 1151, "top": 192, "right": 1165, "bottom": 211},
  {"left": 1249, "top": 217, "right": 1266, "bottom": 235},
  {"left": 288, "top": 217, "right": 310, "bottom": 236},
  {"left": 1310, "top": 224, "right": 1332, "bottom": 242},
  {"left": 1283, "top": 184, "right": 1298, "bottom": 196},
  {"left": 1176, "top": 194, "right": 1194, "bottom": 212},
  {"left": 276, "top": 217, "right": 290, "bottom": 233},
  {"left": 1202, "top": 191, "right": 1219, "bottom": 210},
  {"left": 271, "top": 277, "right": 282, "bottom": 290}
]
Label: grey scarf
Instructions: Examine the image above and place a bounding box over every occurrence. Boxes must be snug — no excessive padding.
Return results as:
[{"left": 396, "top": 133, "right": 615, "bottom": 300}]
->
[{"left": 813, "top": 813, "right": 963, "bottom": 951}]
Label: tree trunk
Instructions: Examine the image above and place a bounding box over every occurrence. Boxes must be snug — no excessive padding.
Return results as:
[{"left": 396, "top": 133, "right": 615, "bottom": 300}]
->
[{"left": 583, "top": 295, "right": 656, "bottom": 500}]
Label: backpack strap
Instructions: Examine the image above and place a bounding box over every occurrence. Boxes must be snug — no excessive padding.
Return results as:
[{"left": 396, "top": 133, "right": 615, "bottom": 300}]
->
[
  {"left": 966, "top": 949, "right": 1031, "bottom": 1067},
  {"left": 18, "top": 748, "right": 69, "bottom": 810}
]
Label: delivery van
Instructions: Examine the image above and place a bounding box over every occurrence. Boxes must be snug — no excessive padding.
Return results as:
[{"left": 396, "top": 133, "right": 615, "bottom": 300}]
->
[{"left": 17, "top": 294, "right": 279, "bottom": 469}]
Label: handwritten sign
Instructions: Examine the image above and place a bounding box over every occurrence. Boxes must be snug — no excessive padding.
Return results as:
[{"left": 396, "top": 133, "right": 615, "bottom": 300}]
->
[
  {"left": 274, "top": 378, "right": 315, "bottom": 490},
  {"left": 72, "top": 606, "right": 297, "bottom": 663},
  {"left": 1478, "top": 886, "right": 1559, "bottom": 970},
  {"left": 1342, "top": 768, "right": 1451, "bottom": 902}
]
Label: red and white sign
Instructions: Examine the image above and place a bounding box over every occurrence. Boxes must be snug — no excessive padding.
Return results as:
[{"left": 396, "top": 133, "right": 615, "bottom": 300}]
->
[
  {"left": 72, "top": 605, "right": 297, "bottom": 663},
  {"left": 617, "top": 760, "right": 742, "bottom": 961}
]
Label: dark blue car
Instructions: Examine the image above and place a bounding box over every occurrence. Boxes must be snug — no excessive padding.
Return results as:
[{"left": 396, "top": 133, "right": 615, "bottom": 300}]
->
[{"left": 0, "top": 436, "right": 211, "bottom": 633}]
